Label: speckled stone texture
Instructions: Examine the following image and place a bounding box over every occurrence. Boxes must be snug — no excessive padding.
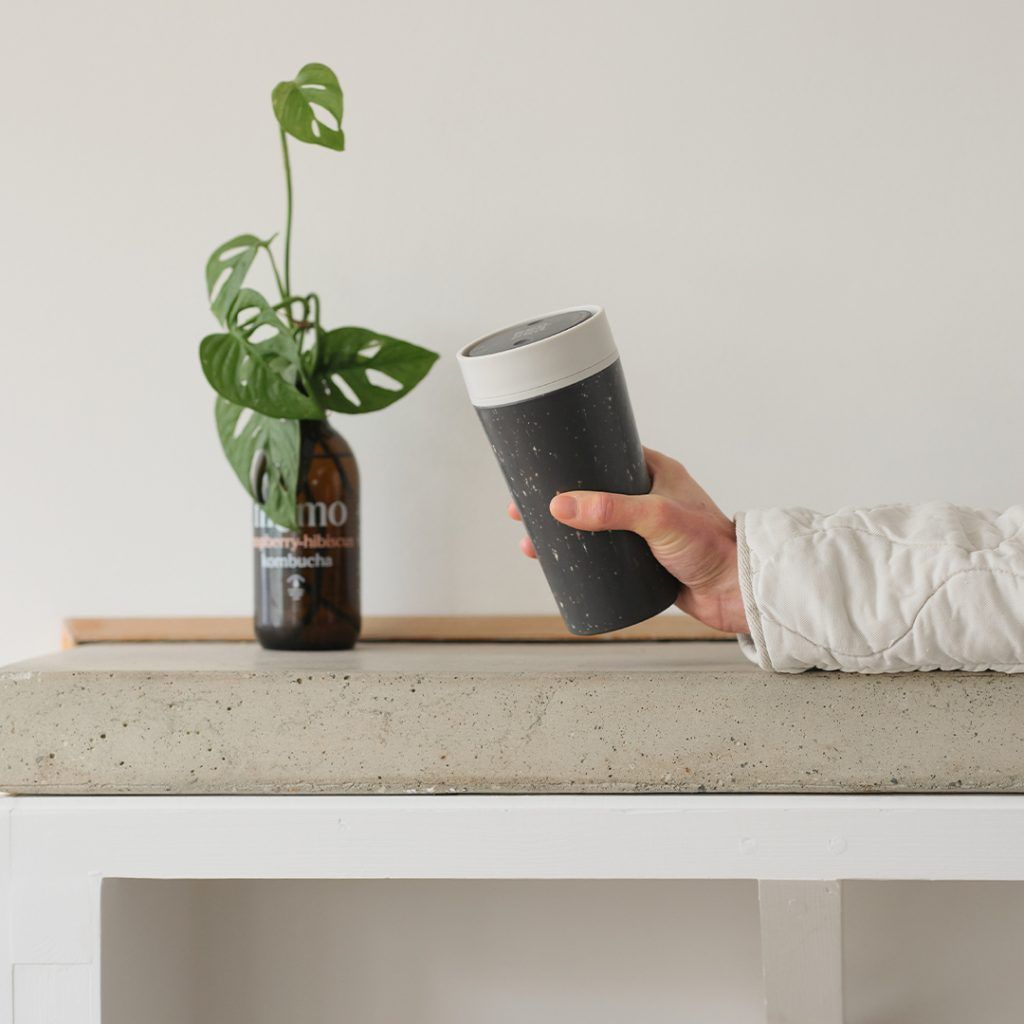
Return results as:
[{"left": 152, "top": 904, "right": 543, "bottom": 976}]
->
[
  {"left": 476, "top": 360, "right": 679, "bottom": 634},
  {"left": 2, "top": 641, "right": 1024, "bottom": 795}
]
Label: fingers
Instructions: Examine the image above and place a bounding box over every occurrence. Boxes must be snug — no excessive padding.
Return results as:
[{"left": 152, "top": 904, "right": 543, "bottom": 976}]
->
[
  {"left": 549, "top": 490, "right": 681, "bottom": 546},
  {"left": 507, "top": 501, "right": 534, "bottom": 557},
  {"left": 642, "top": 446, "right": 690, "bottom": 487},
  {"left": 642, "top": 446, "right": 673, "bottom": 477},
  {"left": 642, "top": 446, "right": 726, "bottom": 520}
]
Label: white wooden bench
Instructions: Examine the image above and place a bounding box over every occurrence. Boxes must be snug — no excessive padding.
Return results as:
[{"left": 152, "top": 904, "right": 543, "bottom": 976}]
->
[{"left": 4, "top": 624, "right": 1021, "bottom": 1023}]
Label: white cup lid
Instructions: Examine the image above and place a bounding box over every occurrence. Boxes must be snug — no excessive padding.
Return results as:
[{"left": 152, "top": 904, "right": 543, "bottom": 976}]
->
[{"left": 457, "top": 305, "right": 618, "bottom": 408}]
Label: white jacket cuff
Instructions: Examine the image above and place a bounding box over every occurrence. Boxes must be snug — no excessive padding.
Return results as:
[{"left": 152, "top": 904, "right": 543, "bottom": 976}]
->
[{"left": 734, "top": 503, "right": 1024, "bottom": 674}]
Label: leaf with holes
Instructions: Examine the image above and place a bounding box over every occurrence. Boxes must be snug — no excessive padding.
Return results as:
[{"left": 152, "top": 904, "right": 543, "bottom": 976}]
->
[
  {"left": 272, "top": 63, "right": 344, "bottom": 151},
  {"left": 215, "top": 397, "right": 300, "bottom": 529},
  {"left": 228, "top": 287, "right": 289, "bottom": 337},
  {"left": 206, "top": 234, "right": 273, "bottom": 325},
  {"left": 200, "top": 326, "right": 323, "bottom": 420},
  {"left": 227, "top": 289, "right": 303, "bottom": 383},
  {"left": 311, "top": 326, "right": 439, "bottom": 413}
]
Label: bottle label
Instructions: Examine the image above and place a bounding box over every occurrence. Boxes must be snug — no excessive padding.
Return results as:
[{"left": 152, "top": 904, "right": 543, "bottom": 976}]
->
[{"left": 253, "top": 502, "right": 355, "bottom": 572}]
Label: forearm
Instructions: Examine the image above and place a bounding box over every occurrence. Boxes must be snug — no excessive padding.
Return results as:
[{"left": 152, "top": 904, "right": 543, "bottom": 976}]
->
[{"left": 735, "top": 502, "right": 1024, "bottom": 673}]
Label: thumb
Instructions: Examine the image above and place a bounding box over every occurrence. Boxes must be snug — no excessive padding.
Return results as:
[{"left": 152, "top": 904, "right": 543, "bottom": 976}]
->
[{"left": 549, "top": 490, "right": 680, "bottom": 547}]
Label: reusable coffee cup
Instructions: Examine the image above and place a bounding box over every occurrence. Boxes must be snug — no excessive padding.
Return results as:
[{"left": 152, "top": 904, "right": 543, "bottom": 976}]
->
[{"left": 458, "top": 305, "right": 680, "bottom": 635}]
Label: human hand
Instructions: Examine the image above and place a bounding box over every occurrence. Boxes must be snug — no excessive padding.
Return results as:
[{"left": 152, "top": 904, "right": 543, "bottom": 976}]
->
[{"left": 508, "top": 447, "right": 748, "bottom": 634}]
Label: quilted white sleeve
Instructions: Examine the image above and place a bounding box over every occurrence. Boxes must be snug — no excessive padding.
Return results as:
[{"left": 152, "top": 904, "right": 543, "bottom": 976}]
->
[{"left": 735, "top": 502, "right": 1024, "bottom": 673}]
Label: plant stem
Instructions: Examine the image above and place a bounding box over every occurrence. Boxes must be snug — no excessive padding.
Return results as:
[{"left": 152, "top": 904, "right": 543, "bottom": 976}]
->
[
  {"left": 266, "top": 246, "right": 287, "bottom": 302},
  {"left": 296, "top": 348, "right": 322, "bottom": 415},
  {"left": 278, "top": 129, "right": 320, "bottom": 416},
  {"left": 280, "top": 128, "right": 294, "bottom": 297},
  {"left": 306, "top": 292, "right": 322, "bottom": 367},
  {"left": 237, "top": 294, "right": 302, "bottom": 332}
]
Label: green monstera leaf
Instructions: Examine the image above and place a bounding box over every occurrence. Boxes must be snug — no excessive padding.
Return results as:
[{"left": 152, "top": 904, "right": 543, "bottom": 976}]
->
[
  {"left": 229, "top": 287, "right": 287, "bottom": 335},
  {"left": 200, "top": 288, "right": 323, "bottom": 420},
  {"left": 206, "top": 234, "right": 273, "bottom": 325},
  {"left": 311, "top": 326, "right": 439, "bottom": 413},
  {"left": 272, "top": 63, "right": 344, "bottom": 151},
  {"left": 215, "top": 397, "right": 300, "bottom": 529},
  {"left": 226, "top": 289, "right": 304, "bottom": 384}
]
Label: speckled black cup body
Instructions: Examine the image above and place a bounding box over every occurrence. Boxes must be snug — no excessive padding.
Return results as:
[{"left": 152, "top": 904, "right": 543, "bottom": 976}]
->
[{"left": 477, "top": 360, "right": 680, "bottom": 635}]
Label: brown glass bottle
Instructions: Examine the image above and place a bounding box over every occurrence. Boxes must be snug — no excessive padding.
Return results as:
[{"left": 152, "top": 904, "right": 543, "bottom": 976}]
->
[{"left": 253, "top": 419, "right": 360, "bottom": 650}]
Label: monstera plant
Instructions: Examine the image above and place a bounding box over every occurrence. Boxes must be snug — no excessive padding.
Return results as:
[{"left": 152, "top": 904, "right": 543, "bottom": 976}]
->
[{"left": 201, "top": 62, "right": 438, "bottom": 529}]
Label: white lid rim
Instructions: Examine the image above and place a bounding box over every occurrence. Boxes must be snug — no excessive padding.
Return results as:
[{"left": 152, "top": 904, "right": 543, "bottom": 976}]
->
[
  {"left": 457, "top": 305, "right": 618, "bottom": 407},
  {"left": 469, "top": 351, "right": 620, "bottom": 408},
  {"left": 457, "top": 304, "right": 604, "bottom": 361}
]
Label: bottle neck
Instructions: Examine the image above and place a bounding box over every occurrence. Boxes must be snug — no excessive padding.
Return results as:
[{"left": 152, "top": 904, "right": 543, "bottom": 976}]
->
[
  {"left": 300, "top": 417, "right": 338, "bottom": 443},
  {"left": 298, "top": 416, "right": 353, "bottom": 469}
]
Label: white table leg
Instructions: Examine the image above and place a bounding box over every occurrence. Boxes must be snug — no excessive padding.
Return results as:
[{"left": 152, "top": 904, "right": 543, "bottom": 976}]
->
[
  {"left": 758, "top": 880, "right": 843, "bottom": 1024},
  {"left": 4, "top": 798, "right": 99, "bottom": 1024},
  {"left": 1, "top": 800, "right": 11, "bottom": 1024},
  {"left": 12, "top": 967, "right": 93, "bottom": 1024}
]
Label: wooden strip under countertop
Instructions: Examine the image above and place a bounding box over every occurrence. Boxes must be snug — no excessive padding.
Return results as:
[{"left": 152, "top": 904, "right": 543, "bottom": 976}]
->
[{"left": 59, "top": 614, "right": 731, "bottom": 647}]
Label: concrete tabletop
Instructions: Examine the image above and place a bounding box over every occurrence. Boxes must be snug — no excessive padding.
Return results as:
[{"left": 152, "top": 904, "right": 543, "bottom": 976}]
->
[{"left": 2, "top": 641, "right": 1022, "bottom": 795}]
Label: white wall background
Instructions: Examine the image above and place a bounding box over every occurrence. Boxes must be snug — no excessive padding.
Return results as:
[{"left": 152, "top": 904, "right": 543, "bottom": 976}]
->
[
  {"left": 2, "top": 0, "right": 1023, "bottom": 664},
  {"left": 103, "top": 880, "right": 766, "bottom": 1023},
  {"left": 102, "top": 878, "right": 1024, "bottom": 1024}
]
